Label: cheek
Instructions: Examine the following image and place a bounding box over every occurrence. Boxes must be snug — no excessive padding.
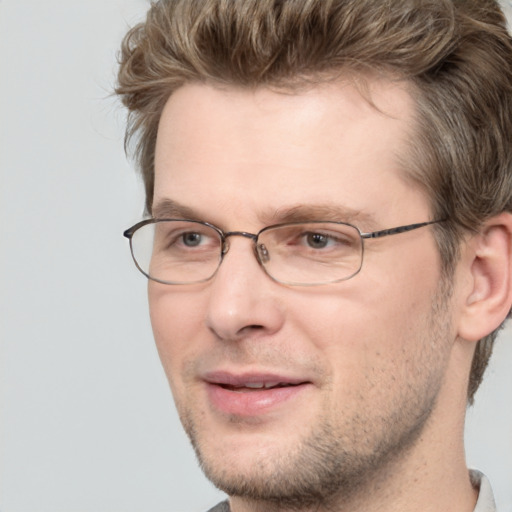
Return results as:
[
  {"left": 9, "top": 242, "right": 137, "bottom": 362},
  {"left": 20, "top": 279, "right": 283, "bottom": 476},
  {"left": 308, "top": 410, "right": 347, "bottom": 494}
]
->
[
  {"left": 148, "top": 284, "right": 207, "bottom": 383},
  {"left": 287, "top": 258, "right": 442, "bottom": 387}
]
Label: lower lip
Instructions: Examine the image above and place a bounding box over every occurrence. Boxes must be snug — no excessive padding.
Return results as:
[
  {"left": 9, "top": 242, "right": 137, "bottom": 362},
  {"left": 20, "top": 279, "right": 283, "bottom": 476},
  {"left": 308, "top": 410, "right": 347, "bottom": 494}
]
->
[{"left": 206, "top": 382, "right": 310, "bottom": 417}]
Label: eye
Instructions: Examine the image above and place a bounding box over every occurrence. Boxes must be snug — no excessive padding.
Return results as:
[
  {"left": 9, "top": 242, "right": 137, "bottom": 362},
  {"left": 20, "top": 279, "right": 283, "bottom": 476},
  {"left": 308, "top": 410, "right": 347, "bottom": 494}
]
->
[
  {"left": 302, "top": 231, "right": 353, "bottom": 250},
  {"left": 154, "top": 221, "right": 220, "bottom": 253},
  {"left": 259, "top": 223, "right": 359, "bottom": 259},
  {"left": 305, "top": 232, "right": 331, "bottom": 249},
  {"left": 181, "top": 232, "right": 204, "bottom": 247}
]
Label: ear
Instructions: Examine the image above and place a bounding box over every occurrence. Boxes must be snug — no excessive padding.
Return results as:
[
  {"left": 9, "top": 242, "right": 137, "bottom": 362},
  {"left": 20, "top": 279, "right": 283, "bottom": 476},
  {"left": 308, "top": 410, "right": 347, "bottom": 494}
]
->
[{"left": 457, "top": 212, "right": 512, "bottom": 342}]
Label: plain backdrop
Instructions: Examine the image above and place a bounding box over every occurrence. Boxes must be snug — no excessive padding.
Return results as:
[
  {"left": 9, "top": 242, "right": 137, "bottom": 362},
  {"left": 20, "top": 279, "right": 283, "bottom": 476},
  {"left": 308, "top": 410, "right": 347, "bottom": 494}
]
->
[{"left": 1, "top": 1, "right": 511, "bottom": 511}]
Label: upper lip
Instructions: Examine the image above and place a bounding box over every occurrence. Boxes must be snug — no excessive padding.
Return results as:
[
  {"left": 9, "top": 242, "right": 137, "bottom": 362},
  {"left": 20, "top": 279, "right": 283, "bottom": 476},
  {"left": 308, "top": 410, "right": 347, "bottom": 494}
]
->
[{"left": 202, "top": 371, "right": 310, "bottom": 387}]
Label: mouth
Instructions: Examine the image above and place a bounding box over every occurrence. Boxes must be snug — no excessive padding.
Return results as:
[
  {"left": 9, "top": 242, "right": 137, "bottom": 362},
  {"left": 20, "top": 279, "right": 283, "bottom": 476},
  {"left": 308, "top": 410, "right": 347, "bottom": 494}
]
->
[
  {"left": 218, "top": 381, "right": 305, "bottom": 392},
  {"left": 204, "top": 371, "right": 310, "bottom": 389},
  {"left": 203, "top": 372, "right": 312, "bottom": 416}
]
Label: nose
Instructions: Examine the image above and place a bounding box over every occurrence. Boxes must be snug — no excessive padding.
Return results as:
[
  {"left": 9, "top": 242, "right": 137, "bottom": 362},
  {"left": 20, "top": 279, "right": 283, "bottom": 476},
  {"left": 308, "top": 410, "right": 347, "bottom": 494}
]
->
[{"left": 205, "top": 236, "right": 285, "bottom": 341}]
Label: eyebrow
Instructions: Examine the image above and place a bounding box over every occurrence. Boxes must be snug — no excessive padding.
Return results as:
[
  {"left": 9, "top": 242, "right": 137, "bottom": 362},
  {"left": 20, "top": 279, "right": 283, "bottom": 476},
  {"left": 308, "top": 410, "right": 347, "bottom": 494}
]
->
[
  {"left": 152, "top": 198, "right": 203, "bottom": 221},
  {"left": 152, "top": 198, "right": 379, "bottom": 229},
  {"left": 264, "top": 204, "right": 378, "bottom": 228}
]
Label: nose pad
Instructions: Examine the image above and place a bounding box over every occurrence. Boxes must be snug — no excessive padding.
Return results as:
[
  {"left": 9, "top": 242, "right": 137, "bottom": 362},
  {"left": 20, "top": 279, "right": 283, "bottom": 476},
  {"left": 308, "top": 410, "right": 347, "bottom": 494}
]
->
[
  {"left": 221, "top": 239, "right": 230, "bottom": 256},
  {"left": 256, "top": 243, "right": 270, "bottom": 263}
]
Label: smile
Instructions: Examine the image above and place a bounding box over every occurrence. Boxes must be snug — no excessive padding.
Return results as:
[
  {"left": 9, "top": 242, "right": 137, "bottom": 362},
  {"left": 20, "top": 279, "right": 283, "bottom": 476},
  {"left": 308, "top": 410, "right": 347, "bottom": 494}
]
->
[
  {"left": 220, "top": 381, "right": 301, "bottom": 391},
  {"left": 203, "top": 372, "right": 312, "bottom": 416}
]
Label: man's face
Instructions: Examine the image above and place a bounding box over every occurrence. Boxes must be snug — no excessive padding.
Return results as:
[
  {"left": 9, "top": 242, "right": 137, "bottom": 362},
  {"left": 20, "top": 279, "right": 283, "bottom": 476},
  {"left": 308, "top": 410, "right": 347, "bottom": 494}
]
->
[{"left": 150, "top": 81, "right": 457, "bottom": 505}]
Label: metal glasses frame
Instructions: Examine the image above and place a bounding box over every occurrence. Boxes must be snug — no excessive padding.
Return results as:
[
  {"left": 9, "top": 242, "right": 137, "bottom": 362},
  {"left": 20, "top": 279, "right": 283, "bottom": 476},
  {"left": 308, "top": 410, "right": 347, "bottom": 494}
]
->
[{"left": 123, "top": 218, "right": 446, "bottom": 286}]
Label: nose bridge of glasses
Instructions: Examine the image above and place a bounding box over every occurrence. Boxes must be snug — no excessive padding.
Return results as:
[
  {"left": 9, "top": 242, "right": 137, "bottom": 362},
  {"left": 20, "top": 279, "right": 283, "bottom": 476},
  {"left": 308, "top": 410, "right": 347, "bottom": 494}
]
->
[{"left": 221, "top": 230, "right": 259, "bottom": 256}]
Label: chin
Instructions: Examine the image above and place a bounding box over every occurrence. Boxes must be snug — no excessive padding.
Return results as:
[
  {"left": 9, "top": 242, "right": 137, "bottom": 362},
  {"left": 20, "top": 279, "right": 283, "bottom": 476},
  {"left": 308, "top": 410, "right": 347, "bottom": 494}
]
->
[{"left": 177, "top": 376, "right": 444, "bottom": 511}]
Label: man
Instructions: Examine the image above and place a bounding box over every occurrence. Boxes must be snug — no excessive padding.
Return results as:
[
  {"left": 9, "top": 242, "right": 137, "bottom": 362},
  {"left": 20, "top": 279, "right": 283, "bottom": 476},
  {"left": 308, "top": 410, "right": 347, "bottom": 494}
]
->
[{"left": 117, "top": 1, "right": 512, "bottom": 510}]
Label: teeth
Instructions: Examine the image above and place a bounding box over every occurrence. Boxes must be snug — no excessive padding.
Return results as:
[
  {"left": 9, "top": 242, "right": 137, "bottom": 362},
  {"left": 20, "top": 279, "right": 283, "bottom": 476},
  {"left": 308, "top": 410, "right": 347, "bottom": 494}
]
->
[
  {"left": 244, "top": 383, "right": 265, "bottom": 389},
  {"left": 241, "top": 382, "right": 282, "bottom": 389},
  {"left": 223, "top": 381, "right": 293, "bottom": 391}
]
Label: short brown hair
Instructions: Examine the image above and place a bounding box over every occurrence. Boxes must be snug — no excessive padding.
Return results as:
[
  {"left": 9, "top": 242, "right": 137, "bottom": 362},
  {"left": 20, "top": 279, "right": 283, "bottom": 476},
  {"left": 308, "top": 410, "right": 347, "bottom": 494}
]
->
[{"left": 116, "top": 0, "right": 512, "bottom": 403}]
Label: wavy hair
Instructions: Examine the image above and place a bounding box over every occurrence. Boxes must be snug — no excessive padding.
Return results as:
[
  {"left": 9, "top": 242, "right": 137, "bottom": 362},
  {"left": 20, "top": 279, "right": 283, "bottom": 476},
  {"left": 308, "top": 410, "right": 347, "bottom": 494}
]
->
[{"left": 116, "top": 0, "right": 512, "bottom": 403}]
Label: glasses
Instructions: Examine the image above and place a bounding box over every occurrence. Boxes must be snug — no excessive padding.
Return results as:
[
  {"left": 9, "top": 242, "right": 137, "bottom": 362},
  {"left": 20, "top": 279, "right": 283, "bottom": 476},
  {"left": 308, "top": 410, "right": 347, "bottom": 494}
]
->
[{"left": 123, "top": 218, "right": 444, "bottom": 286}]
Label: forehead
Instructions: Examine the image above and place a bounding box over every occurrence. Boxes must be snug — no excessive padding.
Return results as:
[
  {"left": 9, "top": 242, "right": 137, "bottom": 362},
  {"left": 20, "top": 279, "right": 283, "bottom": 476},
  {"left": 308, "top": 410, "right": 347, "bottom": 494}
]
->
[{"left": 153, "top": 79, "right": 425, "bottom": 227}]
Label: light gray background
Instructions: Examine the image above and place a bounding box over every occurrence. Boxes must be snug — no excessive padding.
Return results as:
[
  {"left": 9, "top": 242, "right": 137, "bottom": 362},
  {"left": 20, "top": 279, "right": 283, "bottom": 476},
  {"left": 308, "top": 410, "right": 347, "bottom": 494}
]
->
[{"left": 0, "top": 1, "right": 511, "bottom": 511}]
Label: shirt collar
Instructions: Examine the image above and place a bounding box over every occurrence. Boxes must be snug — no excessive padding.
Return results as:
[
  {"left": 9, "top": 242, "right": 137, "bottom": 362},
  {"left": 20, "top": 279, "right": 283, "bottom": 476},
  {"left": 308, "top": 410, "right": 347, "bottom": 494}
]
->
[{"left": 470, "top": 470, "right": 497, "bottom": 512}]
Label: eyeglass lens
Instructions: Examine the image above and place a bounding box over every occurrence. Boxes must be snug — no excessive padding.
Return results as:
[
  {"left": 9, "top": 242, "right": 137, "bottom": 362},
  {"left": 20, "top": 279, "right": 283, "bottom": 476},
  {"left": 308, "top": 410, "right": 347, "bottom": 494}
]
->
[{"left": 130, "top": 220, "right": 364, "bottom": 285}]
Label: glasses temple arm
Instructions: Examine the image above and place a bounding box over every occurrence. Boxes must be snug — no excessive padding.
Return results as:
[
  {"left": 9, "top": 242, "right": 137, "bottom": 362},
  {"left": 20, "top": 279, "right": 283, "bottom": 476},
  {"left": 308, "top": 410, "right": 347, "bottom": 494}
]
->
[{"left": 361, "top": 219, "right": 446, "bottom": 239}]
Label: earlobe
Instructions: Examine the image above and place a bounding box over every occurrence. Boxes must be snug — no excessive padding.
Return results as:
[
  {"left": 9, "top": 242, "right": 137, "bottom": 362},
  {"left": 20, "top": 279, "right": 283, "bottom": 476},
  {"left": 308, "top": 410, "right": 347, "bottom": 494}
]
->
[{"left": 457, "top": 213, "right": 512, "bottom": 342}]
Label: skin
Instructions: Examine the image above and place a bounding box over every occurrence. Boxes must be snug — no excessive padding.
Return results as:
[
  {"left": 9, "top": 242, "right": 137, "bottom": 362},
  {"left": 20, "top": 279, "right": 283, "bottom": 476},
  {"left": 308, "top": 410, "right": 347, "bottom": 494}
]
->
[{"left": 149, "top": 80, "right": 486, "bottom": 512}]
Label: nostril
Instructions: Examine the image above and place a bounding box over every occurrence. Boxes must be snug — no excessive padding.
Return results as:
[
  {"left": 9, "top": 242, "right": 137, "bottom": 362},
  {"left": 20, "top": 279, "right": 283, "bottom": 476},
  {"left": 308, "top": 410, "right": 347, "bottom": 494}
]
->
[{"left": 238, "top": 324, "right": 265, "bottom": 336}]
